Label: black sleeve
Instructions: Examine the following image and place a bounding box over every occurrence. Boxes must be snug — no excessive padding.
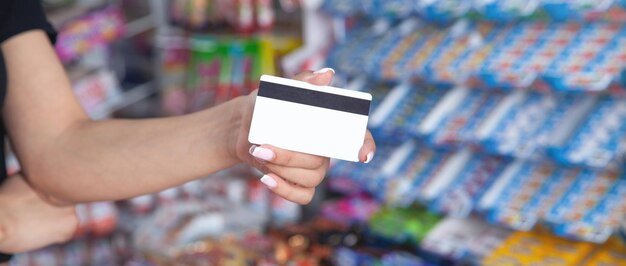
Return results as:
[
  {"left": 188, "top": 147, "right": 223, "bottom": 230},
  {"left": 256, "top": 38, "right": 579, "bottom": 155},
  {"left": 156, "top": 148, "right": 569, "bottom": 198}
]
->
[
  {"left": 0, "top": 252, "right": 13, "bottom": 263},
  {"left": 0, "top": 0, "right": 57, "bottom": 44}
]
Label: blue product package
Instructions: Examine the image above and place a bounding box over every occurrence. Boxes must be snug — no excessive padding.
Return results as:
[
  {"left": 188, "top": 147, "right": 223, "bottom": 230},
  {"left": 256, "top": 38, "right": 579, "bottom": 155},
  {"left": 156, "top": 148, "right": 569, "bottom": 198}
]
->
[
  {"left": 542, "top": 0, "right": 616, "bottom": 21},
  {"left": 381, "top": 144, "right": 452, "bottom": 206},
  {"left": 329, "top": 143, "right": 397, "bottom": 183},
  {"left": 477, "top": 22, "right": 572, "bottom": 89},
  {"left": 429, "top": 155, "right": 509, "bottom": 218},
  {"left": 326, "top": 26, "right": 374, "bottom": 74},
  {"left": 551, "top": 176, "right": 625, "bottom": 243},
  {"left": 388, "top": 28, "right": 437, "bottom": 81},
  {"left": 414, "top": 0, "right": 471, "bottom": 24},
  {"left": 550, "top": 96, "right": 626, "bottom": 168},
  {"left": 362, "top": 28, "right": 406, "bottom": 79},
  {"left": 474, "top": 0, "right": 540, "bottom": 22},
  {"left": 517, "top": 167, "right": 581, "bottom": 227},
  {"left": 425, "top": 89, "right": 504, "bottom": 148},
  {"left": 544, "top": 170, "right": 615, "bottom": 229},
  {"left": 422, "top": 21, "right": 478, "bottom": 86},
  {"left": 333, "top": 247, "right": 378, "bottom": 266},
  {"left": 369, "top": 84, "right": 447, "bottom": 145},
  {"left": 381, "top": 251, "right": 431, "bottom": 266},
  {"left": 361, "top": 0, "right": 415, "bottom": 19},
  {"left": 321, "top": 0, "right": 361, "bottom": 17},
  {"left": 541, "top": 23, "right": 624, "bottom": 92},
  {"left": 478, "top": 91, "right": 588, "bottom": 159},
  {"left": 486, "top": 162, "right": 559, "bottom": 230},
  {"left": 452, "top": 23, "right": 512, "bottom": 86}
]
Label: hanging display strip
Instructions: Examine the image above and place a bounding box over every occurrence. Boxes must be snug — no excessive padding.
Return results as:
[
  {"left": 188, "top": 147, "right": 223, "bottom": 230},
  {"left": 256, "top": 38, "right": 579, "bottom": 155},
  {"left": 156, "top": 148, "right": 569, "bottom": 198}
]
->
[
  {"left": 320, "top": 1, "right": 626, "bottom": 262},
  {"left": 354, "top": 81, "right": 626, "bottom": 168},
  {"left": 325, "top": 77, "right": 626, "bottom": 244},
  {"left": 328, "top": 142, "right": 626, "bottom": 244},
  {"left": 322, "top": 0, "right": 626, "bottom": 23},
  {"left": 326, "top": 19, "right": 626, "bottom": 93}
]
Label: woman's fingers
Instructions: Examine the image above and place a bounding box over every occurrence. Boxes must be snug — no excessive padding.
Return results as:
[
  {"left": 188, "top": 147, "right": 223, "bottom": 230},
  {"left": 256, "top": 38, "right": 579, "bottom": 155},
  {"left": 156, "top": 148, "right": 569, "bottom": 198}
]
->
[
  {"left": 359, "top": 130, "right": 376, "bottom": 163},
  {"left": 259, "top": 174, "right": 316, "bottom": 205}
]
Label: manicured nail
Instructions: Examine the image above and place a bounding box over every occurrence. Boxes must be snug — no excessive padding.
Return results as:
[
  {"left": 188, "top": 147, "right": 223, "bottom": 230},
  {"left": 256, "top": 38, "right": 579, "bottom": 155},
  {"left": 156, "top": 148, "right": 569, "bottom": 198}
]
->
[
  {"left": 251, "top": 146, "right": 275, "bottom": 161},
  {"left": 260, "top": 175, "right": 277, "bottom": 188},
  {"left": 314, "top": 67, "right": 335, "bottom": 75},
  {"left": 365, "top": 152, "right": 374, "bottom": 164},
  {"left": 249, "top": 145, "right": 258, "bottom": 155}
]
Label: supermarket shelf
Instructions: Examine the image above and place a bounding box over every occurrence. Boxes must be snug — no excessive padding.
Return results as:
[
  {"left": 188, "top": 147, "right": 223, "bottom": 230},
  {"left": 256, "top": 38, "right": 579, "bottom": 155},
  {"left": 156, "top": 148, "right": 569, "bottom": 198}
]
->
[
  {"left": 91, "top": 81, "right": 156, "bottom": 119},
  {"left": 47, "top": 4, "right": 92, "bottom": 28},
  {"left": 124, "top": 15, "right": 155, "bottom": 38}
]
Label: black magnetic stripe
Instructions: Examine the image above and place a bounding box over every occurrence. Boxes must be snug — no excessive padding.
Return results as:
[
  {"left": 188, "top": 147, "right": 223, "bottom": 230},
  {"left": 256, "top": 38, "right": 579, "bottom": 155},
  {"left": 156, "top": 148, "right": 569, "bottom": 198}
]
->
[{"left": 258, "top": 81, "right": 370, "bottom": 116}]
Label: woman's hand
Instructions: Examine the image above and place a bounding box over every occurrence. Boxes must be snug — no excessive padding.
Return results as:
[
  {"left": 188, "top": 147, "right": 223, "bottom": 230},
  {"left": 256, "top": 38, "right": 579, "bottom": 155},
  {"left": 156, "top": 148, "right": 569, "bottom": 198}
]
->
[
  {"left": 0, "top": 174, "right": 77, "bottom": 253},
  {"left": 231, "top": 69, "right": 377, "bottom": 204}
]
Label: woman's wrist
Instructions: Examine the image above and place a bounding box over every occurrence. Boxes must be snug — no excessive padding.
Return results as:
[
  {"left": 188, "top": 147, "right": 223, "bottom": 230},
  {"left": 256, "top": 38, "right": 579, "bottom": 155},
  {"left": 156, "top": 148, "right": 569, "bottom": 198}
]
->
[{"left": 195, "top": 96, "right": 246, "bottom": 167}]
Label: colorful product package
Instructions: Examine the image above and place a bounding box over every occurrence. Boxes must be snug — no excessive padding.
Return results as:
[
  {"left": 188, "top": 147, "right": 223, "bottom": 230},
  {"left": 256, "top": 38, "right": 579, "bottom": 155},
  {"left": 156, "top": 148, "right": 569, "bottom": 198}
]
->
[
  {"left": 327, "top": 142, "right": 398, "bottom": 198},
  {"left": 321, "top": 0, "right": 361, "bottom": 17},
  {"left": 378, "top": 25, "right": 432, "bottom": 81},
  {"left": 539, "top": 23, "right": 626, "bottom": 92},
  {"left": 548, "top": 96, "right": 626, "bottom": 168},
  {"left": 473, "top": 22, "right": 579, "bottom": 90},
  {"left": 361, "top": 0, "right": 414, "bottom": 19},
  {"left": 55, "top": 7, "right": 126, "bottom": 62},
  {"left": 542, "top": 0, "right": 616, "bottom": 22},
  {"left": 320, "top": 193, "right": 381, "bottom": 224},
  {"left": 584, "top": 237, "right": 626, "bottom": 265},
  {"left": 544, "top": 170, "right": 621, "bottom": 243},
  {"left": 421, "top": 88, "right": 504, "bottom": 148},
  {"left": 483, "top": 161, "right": 560, "bottom": 231},
  {"left": 368, "top": 206, "right": 441, "bottom": 246},
  {"left": 414, "top": 0, "right": 472, "bottom": 24},
  {"left": 187, "top": 36, "right": 226, "bottom": 111},
  {"left": 421, "top": 216, "right": 515, "bottom": 263},
  {"left": 428, "top": 154, "right": 509, "bottom": 217},
  {"left": 482, "top": 228, "right": 596, "bottom": 266},
  {"left": 473, "top": 0, "right": 541, "bottom": 22},
  {"left": 422, "top": 22, "right": 483, "bottom": 86},
  {"left": 478, "top": 91, "right": 590, "bottom": 160},
  {"left": 375, "top": 141, "right": 453, "bottom": 206},
  {"left": 368, "top": 84, "right": 448, "bottom": 145},
  {"left": 160, "top": 36, "right": 191, "bottom": 115}
]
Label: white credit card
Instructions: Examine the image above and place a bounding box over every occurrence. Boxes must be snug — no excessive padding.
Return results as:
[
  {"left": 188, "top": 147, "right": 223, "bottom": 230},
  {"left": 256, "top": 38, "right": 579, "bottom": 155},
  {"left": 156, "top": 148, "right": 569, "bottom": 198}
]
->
[{"left": 248, "top": 75, "right": 372, "bottom": 162}]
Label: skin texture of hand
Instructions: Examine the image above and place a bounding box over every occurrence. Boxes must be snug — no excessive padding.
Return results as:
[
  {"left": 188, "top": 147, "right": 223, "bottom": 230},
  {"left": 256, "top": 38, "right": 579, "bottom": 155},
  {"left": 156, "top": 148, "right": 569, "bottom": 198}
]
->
[
  {"left": 0, "top": 175, "right": 77, "bottom": 253},
  {"left": 230, "top": 69, "right": 377, "bottom": 204}
]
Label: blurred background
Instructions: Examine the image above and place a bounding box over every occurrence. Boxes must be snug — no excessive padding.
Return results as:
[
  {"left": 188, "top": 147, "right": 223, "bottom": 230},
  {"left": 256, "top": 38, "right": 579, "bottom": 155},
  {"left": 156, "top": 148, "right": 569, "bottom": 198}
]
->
[{"left": 7, "top": 0, "right": 626, "bottom": 265}]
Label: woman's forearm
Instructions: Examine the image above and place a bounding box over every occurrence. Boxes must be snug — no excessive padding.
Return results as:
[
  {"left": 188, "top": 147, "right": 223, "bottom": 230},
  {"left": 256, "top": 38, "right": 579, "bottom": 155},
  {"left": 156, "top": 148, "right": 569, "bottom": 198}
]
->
[
  {"left": 28, "top": 98, "right": 244, "bottom": 203},
  {"left": 1, "top": 30, "right": 244, "bottom": 203}
]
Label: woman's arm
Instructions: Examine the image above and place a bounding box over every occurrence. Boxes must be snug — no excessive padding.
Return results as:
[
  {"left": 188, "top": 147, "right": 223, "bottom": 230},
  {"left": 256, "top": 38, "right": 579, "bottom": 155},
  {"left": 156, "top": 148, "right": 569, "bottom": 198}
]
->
[
  {"left": 0, "top": 174, "right": 77, "bottom": 253},
  {"left": 2, "top": 30, "right": 376, "bottom": 204},
  {"left": 2, "top": 30, "right": 244, "bottom": 203}
]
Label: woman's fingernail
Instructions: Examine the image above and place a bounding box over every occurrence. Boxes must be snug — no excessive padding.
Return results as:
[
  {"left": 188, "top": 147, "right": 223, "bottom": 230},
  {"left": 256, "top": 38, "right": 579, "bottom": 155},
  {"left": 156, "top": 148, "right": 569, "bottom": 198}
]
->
[
  {"left": 365, "top": 152, "right": 374, "bottom": 164},
  {"left": 249, "top": 145, "right": 258, "bottom": 155},
  {"left": 251, "top": 146, "right": 275, "bottom": 161},
  {"left": 260, "top": 175, "right": 278, "bottom": 188},
  {"left": 313, "top": 67, "right": 335, "bottom": 75}
]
